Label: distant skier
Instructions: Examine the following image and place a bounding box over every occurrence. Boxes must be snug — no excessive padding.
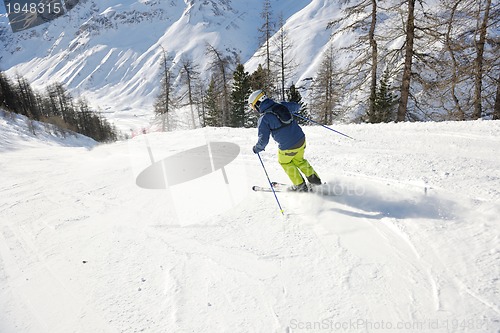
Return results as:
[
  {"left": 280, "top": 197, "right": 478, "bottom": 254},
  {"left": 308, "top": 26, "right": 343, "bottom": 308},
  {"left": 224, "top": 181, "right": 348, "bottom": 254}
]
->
[{"left": 248, "top": 90, "right": 322, "bottom": 192}]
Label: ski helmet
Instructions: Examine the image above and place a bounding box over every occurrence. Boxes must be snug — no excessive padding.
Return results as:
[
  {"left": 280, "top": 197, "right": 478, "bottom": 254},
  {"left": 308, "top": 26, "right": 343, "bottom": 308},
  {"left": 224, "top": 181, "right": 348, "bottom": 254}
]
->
[{"left": 248, "top": 90, "right": 267, "bottom": 112}]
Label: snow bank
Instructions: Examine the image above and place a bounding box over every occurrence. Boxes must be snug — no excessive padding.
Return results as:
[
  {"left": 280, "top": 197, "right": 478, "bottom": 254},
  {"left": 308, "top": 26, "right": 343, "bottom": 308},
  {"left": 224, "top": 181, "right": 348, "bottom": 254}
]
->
[{"left": 0, "top": 109, "right": 97, "bottom": 152}]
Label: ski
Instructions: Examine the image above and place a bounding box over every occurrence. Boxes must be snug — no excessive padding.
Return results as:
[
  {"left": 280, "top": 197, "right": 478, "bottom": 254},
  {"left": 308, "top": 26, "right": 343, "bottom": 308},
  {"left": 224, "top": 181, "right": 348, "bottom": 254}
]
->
[
  {"left": 252, "top": 185, "right": 278, "bottom": 192},
  {"left": 252, "top": 182, "right": 288, "bottom": 192},
  {"left": 252, "top": 182, "right": 337, "bottom": 195},
  {"left": 271, "top": 182, "right": 291, "bottom": 191}
]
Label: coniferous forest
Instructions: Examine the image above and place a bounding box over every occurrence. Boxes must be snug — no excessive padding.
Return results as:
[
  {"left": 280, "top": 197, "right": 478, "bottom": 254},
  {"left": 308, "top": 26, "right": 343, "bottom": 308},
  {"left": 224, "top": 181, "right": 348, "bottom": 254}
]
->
[
  {"left": 154, "top": 0, "right": 499, "bottom": 131},
  {"left": 0, "top": 72, "right": 117, "bottom": 142}
]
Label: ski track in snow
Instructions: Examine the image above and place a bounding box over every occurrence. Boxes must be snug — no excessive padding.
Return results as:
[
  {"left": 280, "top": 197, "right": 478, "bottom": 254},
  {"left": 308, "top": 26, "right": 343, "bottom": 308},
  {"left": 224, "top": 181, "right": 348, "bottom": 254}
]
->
[{"left": 1, "top": 116, "right": 500, "bottom": 332}]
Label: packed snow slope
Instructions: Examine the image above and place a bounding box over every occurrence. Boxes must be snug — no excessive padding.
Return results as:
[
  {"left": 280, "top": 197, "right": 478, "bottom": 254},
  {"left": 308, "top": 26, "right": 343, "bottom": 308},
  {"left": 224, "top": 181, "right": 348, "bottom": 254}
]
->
[{"left": 1, "top": 117, "right": 500, "bottom": 332}]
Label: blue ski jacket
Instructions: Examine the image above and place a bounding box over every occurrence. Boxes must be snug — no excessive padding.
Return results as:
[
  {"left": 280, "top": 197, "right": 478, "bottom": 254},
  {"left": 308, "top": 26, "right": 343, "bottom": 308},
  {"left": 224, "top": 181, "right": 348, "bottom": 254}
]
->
[{"left": 254, "top": 99, "right": 305, "bottom": 153}]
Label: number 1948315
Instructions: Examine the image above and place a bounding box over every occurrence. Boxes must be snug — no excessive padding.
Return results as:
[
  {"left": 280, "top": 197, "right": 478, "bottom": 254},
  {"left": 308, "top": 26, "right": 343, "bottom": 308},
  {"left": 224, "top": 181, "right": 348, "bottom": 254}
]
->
[{"left": 5, "top": 1, "right": 63, "bottom": 15}]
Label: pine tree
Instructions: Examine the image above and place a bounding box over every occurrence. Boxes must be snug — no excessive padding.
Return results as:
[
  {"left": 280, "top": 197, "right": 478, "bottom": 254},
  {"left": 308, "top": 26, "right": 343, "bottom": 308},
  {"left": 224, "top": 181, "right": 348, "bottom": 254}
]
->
[
  {"left": 286, "top": 84, "right": 310, "bottom": 125},
  {"left": 196, "top": 83, "right": 207, "bottom": 127},
  {"left": 46, "top": 83, "right": 77, "bottom": 128},
  {"left": 230, "top": 64, "right": 252, "bottom": 128},
  {"left": 249, "top": 64, "right": 270, "bottom": 91},
  {"left": 75, "top": 98, "right": 116, "bottom": 142},
  {"left": 204, "top": 78, "right": 221, "bottom": 127},
  {"left": 371, "top": 70, "right": 398, "bottom": 123},
  {"left": 0, "top": 71, "right": 17, "bottom": 112},
  {"left": 15, "top": 75, "right": 40, "bottom": 120},
  {"left": 76, "top": 98, "right": 93, "bottom": 135}
]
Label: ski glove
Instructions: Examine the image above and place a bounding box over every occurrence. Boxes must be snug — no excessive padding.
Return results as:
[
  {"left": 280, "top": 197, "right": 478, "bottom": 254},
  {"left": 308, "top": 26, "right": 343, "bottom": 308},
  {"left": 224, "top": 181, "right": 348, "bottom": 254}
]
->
[{"left": 252, "top": 145, "right": 262, "bottom": 154}]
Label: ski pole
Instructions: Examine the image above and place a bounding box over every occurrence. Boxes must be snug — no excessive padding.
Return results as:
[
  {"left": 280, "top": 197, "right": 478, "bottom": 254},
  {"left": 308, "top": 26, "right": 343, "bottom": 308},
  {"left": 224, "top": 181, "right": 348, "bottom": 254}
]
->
[
  {"left": 293, "top": 113, "right": 355, "bottom": 140},
  {"left": 257, "top": 152, "right": 284, "bottom": 216}
]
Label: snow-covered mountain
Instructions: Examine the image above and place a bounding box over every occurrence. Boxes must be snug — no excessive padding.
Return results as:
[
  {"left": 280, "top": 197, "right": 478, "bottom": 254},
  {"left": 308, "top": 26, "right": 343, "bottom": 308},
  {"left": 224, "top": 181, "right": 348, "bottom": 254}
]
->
[{"left": 0, "top": 0, "right": 337, "bottom": 132}]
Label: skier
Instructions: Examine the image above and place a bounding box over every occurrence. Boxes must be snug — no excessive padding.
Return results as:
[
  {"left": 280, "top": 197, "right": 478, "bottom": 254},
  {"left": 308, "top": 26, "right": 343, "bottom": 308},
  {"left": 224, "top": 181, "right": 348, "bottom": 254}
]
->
[{"left": 248, "top": 90, "right": 322, "bottom": 192}]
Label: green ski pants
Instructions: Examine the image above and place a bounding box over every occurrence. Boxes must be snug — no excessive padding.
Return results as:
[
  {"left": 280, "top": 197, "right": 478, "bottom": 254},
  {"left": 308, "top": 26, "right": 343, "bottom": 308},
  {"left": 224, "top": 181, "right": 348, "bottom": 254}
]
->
[{"left": 278, "top": 140, "right": 318, "bottom": 185}]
